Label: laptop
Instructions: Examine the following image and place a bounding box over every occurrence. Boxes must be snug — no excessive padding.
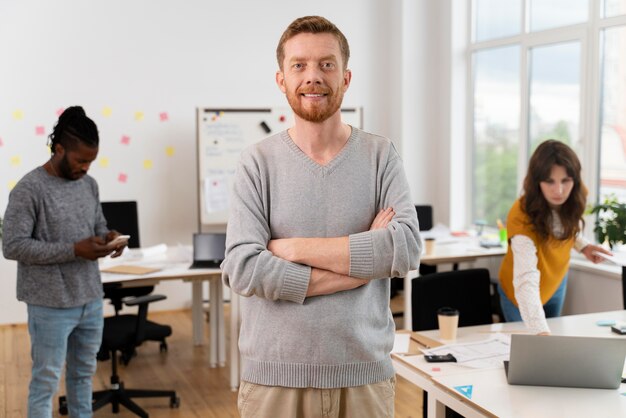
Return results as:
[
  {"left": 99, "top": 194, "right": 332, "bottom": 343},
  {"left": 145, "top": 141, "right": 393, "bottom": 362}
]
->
[
  {"left": 505, "top": 334, "right": 626, "bottom": 389},
  {"left": 189, "top": 233, "right": 226, "bottom": 269}
]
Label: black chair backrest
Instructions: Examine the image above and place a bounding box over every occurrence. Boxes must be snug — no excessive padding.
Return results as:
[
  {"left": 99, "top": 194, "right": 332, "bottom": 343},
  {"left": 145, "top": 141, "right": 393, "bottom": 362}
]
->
[
  {"left": 100, "top": 201, "right": 150, "bottom": 314},
  {"left": 415, "top": 205, "right": 433, "bottom": 231},
  {"left": 101, "top": 201, "right": 140, "bottom": 248},
  {"left": 411, "top": 268, "right": 493, "bottom": 331}
]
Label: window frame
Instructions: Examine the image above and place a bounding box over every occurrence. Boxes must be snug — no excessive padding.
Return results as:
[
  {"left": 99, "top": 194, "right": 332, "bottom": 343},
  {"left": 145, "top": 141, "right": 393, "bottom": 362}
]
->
[{"left": 466, "top": 0, "right": 626, "bottom": 231}]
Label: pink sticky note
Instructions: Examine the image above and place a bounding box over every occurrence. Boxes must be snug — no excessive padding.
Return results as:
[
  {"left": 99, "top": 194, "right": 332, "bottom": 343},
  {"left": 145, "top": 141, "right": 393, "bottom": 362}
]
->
[
  {"left": 35, "top": 126, "right": 45, "bottom": 135},
  {"left": 118, "top": 173, "right": 128, "bottom": 183},
  {"left": 432, "top": 367, "right": 441, "bottom": 372},
  {"left": 159, "top": 112, "right": 169, "bottom": 121},
  {"left": 56, "top": 108, "right": 65, "bottom": 116},
  {"left": 120, "top": 135, "right": 131, "bottom": 145}
]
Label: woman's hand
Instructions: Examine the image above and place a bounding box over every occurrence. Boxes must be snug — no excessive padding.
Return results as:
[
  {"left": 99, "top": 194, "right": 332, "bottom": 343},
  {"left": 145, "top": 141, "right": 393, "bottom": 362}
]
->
[{"left": 580, "top": 244, "right": 612, "bottom": 264}]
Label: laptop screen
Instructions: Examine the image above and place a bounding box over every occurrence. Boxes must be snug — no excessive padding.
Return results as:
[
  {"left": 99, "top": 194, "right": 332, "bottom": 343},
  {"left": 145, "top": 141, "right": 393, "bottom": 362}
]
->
[
  {"left": 193, "top": 233, "right": 226, "bottom": 263},
  {"left": 507, "top": 334, "right": 626, "bottom": 389}
]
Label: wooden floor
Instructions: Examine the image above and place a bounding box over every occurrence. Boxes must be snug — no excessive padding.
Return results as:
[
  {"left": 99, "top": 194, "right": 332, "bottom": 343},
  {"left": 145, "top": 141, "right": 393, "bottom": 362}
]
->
[{"left": 0, "top": 296, "right": 422, "bottom": 418}]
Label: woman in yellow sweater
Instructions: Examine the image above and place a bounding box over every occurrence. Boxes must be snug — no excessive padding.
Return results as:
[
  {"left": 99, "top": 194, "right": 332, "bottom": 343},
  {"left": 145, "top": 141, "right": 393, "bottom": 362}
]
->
[{"left": 498, "top": 140, "right": 611, "bottom": 334}]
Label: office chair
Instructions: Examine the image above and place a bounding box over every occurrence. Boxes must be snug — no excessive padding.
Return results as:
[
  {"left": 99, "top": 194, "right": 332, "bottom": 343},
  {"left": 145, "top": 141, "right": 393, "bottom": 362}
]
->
[
  {"left": 390, "top": 205, "right": 435, "bottom": 301},
  {"left": 101, "top": 201, "right": 154, "bottom": 313},
  {"left": 100, "top": 201, "right": 162, "bottom": 363},
  {"left": 59, "top": 294, "right": 180, "bottom": 417},
  {"left": 412, "top": 268, "right": 493, "bottom": 418},
  {"left": 411, "top": 268, "right": 493, "bottom": 331},
  {"left": 415, "top": 205, "right": 437, "bottom": 276}
]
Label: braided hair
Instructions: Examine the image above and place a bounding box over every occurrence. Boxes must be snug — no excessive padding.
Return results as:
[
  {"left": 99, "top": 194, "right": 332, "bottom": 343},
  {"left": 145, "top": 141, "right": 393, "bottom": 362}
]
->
[{"left": 48, "top": 106, "right": 99, "bottom": 154}]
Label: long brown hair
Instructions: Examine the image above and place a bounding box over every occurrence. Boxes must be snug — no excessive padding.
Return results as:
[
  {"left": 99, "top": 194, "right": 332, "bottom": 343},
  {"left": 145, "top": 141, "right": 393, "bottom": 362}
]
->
[{"left": 522, "top": 140, "right": 587, "bottom": 241}]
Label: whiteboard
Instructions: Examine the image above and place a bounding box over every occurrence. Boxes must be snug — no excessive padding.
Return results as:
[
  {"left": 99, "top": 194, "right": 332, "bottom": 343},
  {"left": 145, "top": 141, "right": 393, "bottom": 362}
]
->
[{"left": 197, "top": 107, "right": 363, "bottom": 226}]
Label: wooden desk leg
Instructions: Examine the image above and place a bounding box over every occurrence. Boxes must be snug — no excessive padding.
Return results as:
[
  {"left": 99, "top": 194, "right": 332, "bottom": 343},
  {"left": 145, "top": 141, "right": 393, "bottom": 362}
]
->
[
  {"left": 230, "top": 292, "right": 240, "bottom": 392},
  {"left": 209, "top": 278, "right": 219, "bottom": 368},
  {"left": 192, "top": 281, "right": 204, "bottom": 347},
  {"left": 428, "top": 391, "right": 446, "bottom": 418},
  {"left": 211, "top": 278, "right": 226, "bottom": 367}
]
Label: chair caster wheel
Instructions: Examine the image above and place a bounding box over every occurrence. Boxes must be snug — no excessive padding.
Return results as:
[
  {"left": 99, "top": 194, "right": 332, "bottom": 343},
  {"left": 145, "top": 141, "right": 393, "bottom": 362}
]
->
[{"left": 170, "top": 396, "right": 181, "bottom": 408}]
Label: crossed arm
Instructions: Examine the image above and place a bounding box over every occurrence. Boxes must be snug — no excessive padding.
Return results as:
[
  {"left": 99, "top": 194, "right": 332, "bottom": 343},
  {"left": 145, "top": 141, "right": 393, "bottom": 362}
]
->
[{"left": 268, "top": 207, "right": 395, "bottom": 297}]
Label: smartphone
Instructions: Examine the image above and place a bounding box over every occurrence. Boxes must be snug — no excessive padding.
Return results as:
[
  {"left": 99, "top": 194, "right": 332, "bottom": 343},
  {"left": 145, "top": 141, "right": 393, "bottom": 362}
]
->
[
  {"left": 106, "top": 235, "right": 130, "bottom": 249},
  {"left": 424, "top": 353, "right": 457, "bottom": 363}
]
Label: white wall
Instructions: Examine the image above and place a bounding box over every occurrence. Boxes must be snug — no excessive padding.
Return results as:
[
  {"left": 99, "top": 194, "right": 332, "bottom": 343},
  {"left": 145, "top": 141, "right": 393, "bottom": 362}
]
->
[
  {"left": 0, "top": 0, "right": 411, "bottom": 324},
  {"left": 2, "top": 1, "right": 617, "bottom": 325}
]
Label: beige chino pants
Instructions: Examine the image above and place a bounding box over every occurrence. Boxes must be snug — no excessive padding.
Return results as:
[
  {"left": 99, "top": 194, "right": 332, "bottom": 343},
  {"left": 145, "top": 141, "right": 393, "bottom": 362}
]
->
[{"left": 238, "top": 377, "right": 396, "bottom": 418}]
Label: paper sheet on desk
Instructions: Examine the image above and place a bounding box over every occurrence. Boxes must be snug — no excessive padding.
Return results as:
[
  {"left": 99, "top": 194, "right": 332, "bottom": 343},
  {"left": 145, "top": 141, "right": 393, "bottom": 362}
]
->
[
  {"left": 422, "top": 335, "right": 510, "bottom": 369},
  {"left": 420, "top": 223, "right": 460, "bottom": 245},
  {"left": 594, "top": 251, "right": 626, "bottom": 266},
  {"left": 392, "top": 333, "right": 411, "bottom": 353}
]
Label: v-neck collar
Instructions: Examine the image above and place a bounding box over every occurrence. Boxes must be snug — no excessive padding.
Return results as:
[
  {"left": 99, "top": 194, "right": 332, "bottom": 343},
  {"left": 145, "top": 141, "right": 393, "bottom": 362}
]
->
[{"left": 280, "top": 126, "right": 358, "bottom": 177}]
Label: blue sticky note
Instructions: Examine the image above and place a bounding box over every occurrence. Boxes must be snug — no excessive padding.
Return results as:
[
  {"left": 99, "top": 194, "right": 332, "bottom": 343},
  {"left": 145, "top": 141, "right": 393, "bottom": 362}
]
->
[
  {"left": 596, "top": 319, "right": 616, "bottom": 327},
  {"left": 454, "top": 385, "right": 473, "bottom": 399}
]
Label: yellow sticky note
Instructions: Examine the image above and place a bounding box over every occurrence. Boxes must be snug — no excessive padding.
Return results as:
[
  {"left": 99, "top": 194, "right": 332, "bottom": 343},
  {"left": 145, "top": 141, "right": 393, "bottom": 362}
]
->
[
  {"left": 143, "top": 160, "right": 153, "bottom": 169},
  {"left": 12, "top": 109, "right": 24, "bottom": 120},
  {"left": 165, "top": 146, "right": 175, "bottom": 157},
  {"left": 134, "top": 111, "right": 144, "bottom": 121},
  {"left": 102, "top": 107, "right": 112, "bottom": 117},
  {"left": 10, "top": 155, "right": 21, "bottom": 166},
  {"left": 99, "top": 157, "right": 110, "bottom": 168},
  {"left": 8, "top": 180, "right": 17, "bottom": 190}
]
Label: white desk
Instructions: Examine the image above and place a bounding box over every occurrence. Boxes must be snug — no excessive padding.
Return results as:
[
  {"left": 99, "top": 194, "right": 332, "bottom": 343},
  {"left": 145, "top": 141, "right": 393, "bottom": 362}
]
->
[
  {"left": 100, "top": 247, "right": 226, "bottom": 368},
  {"left": 404, "top": 239, "right": 506, "bottom": 330},
  {"left": 393, "top": 310, "right": 626, "bottom": 418}
]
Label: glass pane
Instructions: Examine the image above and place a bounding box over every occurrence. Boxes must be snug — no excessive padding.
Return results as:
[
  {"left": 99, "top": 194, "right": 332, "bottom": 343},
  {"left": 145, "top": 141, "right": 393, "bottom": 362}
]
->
[
  {"left": 602, "top": 0, "right": 626, "bottom": 17},
  {"left": 528, "top": 42, "right": 581, "bottom": 153},
  {"left": 473, "top": 0, "right": 521, "bottom": 42},
  {"left": 472, "top": 46, "right": 520, "bottom": 226},
  {"left": 529, "top": 0, "right": 588, "bottom": 32},
  {"left": 599, "top": 26, "right": 626, "bottom": 201}
]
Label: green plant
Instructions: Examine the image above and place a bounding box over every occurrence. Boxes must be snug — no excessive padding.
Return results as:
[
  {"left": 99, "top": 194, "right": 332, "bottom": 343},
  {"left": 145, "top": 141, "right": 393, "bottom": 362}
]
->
[{"left": 589, "top": 195, "right": 626, "bottom": 249}]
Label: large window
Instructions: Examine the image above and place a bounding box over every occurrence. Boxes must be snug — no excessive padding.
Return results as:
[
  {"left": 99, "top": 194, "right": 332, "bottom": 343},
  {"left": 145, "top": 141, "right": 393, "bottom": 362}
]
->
[
  {"left": 469, "top": 0, "right": 626, "bottom": 228},
  {"left": 599, "top": 26, "right": 626, "bottom": 199},
  {"left": 472, "top": 46, "right": 520, "bottom": 223},
  {"left": 528, "top": 42, "right": 581, "bottom": 152}
]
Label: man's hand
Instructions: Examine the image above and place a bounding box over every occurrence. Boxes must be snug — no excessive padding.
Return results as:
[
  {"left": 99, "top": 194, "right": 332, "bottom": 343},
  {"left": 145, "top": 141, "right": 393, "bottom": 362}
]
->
[
  {"left": 306, "top": 268, "right": 368, "bottom": 297},
  {"left": 268, "top": 207, "right": 396, "bottom": 275},
  {"left": 74, "top": 236, "right": 114, "bottom": 260},
  {"left": 581, "top": 244, "right": 612, "bottom": 264},
  {"left": 105, "top": 230, "right": 127, "bottom": 258},
  {"left": 370, "top": 207, "right": 395, "bottom": 230},
  {"left": 267, "top": 238, "right": 299, "bottom": 263}
]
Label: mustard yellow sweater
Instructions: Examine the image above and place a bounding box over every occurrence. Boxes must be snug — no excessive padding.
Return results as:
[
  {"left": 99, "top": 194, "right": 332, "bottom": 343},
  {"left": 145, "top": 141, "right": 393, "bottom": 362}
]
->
[{"left": 499, "top": 199, "right": 574, "bottom": 306}]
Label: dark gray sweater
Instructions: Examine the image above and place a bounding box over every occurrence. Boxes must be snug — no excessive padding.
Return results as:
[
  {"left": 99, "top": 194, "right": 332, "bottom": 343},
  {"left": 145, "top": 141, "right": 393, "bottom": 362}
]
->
[
  {"left": 222, "top": 127, "right": 421, "bottom": 388},
  {"left": 2, "top": 166, "right": 107, "bottom": 308}
]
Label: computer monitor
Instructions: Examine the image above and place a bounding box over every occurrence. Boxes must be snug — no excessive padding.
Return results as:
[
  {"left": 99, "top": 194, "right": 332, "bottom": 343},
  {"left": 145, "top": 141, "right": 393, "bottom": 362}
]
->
[{"left": 100, "top": 201, "right": 141, "bottom": 248}]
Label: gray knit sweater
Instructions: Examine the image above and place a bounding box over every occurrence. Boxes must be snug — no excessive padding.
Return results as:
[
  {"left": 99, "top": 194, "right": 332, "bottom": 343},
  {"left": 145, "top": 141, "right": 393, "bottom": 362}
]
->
[
  {"left": 2, "top": 166, "right": 107, "bottom": 308},
  {"left": 221, "top": 127, "right": 421, "bottom": 388}
]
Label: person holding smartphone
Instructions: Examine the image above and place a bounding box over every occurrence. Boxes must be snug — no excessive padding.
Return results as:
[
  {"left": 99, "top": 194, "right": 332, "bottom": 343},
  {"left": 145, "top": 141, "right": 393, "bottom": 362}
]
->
[{"left": 2, "top": 106, "right": 126, "bottom": 417}]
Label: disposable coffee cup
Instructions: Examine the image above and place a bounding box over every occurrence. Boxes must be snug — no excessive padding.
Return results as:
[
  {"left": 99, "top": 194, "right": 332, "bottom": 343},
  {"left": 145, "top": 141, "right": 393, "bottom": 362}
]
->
[
  {"left": 437, "top": 307, "right": 459, "bottom": 340},
  {"left": 424, "top": 238, "right": 435, "bottom": 255}
]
